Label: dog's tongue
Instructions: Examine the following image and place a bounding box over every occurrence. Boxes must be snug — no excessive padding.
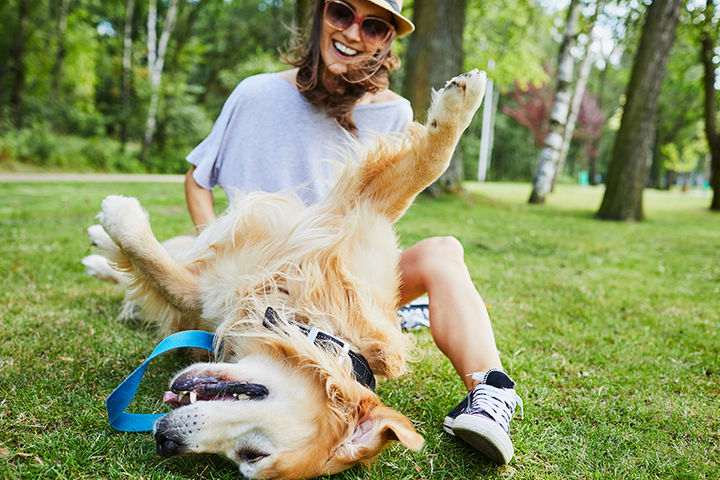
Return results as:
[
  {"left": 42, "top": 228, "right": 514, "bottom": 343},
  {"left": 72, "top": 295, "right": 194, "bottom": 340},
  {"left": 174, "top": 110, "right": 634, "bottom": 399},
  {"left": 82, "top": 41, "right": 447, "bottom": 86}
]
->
[{"left": 163, "top": 391, "right": 179, "bottom": 403}]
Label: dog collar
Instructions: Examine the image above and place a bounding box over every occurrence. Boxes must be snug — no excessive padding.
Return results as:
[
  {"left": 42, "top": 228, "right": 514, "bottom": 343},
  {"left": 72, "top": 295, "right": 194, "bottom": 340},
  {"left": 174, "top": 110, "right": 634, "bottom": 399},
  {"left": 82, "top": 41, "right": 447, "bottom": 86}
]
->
[
  {"left": 106, "top": 309, "right": 377, "bottom": 433},
  {"left": 263, "top": 307, "right": 376, "bottom": 391}
]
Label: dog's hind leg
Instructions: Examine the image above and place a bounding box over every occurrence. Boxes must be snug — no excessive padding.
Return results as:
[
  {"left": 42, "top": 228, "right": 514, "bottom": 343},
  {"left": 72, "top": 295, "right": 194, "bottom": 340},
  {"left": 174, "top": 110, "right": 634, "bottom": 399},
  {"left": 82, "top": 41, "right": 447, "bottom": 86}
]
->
[
  {"left": 98, "top": 195, "right": 202, "bottom": 332},
  {"left": 327, "top": 70, "right": 487, "bottom": 222}
]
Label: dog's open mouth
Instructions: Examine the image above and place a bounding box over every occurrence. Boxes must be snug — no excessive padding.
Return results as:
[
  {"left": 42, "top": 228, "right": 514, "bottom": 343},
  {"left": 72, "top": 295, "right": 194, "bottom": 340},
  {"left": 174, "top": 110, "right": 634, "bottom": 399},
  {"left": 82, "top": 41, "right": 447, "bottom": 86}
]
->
[{"left": 163, "top": 374, "right": 269, "bottom": 408}]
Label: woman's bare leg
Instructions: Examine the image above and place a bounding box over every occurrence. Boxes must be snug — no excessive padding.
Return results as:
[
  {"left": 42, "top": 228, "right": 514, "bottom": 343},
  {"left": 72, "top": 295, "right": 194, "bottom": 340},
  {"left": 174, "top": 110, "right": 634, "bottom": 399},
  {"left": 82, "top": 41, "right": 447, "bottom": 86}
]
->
[{"left": 398, "top": 236, "right": 502, "bottom": 391}]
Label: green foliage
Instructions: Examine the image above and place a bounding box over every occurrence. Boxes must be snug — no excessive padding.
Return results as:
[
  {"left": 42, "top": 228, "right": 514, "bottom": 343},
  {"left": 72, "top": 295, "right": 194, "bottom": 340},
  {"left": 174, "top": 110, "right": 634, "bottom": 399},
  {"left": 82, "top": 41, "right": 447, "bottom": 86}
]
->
[
  {"left": 487, "top": 109, "right": 540, "bottom": 181},
  {"left": 0, "top": 0, "right": 716, "bottom": 195},
  {"left": 661, "top": 135, "right": 707, "bottom": 174},
  {"left": 464, "top": 0, "right": 553, "bottom": 89},
  {"left": 1, "top": 181, "right": 718, "bottom": 479},
  {"left": 0, "top": 128, "right": 143, "bottom": 172}
]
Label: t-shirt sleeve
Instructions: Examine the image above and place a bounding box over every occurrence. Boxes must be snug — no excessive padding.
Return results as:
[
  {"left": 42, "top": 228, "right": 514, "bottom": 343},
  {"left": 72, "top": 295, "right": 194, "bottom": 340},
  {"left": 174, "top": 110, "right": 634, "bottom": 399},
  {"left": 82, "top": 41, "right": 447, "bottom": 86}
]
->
[
  {"left": 186, "top": 82, "right": 246, "bottom": 190},
  {"left": 399, "top": 99, "right": 414, "bottom": 127}
]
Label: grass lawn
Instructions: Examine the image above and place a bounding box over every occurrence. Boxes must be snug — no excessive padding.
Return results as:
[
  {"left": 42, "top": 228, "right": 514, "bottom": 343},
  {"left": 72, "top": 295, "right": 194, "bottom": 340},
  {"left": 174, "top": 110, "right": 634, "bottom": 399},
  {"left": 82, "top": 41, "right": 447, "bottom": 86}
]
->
[{"left": 1, "top": 180, "right": 718, "bottom": 479}]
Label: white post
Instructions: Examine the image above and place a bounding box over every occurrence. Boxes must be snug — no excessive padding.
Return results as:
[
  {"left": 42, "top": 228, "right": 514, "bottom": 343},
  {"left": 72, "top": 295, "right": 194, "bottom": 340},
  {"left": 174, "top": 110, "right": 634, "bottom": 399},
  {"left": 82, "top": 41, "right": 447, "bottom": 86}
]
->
[{"left": 478, "top": 78, "right": 494, "bottom": 182}]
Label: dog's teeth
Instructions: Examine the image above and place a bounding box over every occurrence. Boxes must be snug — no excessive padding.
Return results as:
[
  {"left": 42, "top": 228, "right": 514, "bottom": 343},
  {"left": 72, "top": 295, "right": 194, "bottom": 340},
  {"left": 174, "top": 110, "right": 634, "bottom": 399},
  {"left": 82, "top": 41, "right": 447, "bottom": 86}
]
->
[
  {"left": 189, "top": 391, "right": 197, "bottom": 404},
  {"left": 237, "top": 394, "right": 250, "bottom": 400},
  {"left": 177, "top": 392, "right": 185, "bottom": 402}
]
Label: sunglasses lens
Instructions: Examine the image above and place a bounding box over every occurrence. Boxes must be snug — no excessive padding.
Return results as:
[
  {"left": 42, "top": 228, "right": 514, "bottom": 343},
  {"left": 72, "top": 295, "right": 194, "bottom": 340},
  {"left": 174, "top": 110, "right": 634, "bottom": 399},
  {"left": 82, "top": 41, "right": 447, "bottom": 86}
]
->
[
  {"left": 325, "top": 2, "right": 354, "bottom": 29},
  {"left": 361, "top": 18, "right": 391, "bottom": 43}
]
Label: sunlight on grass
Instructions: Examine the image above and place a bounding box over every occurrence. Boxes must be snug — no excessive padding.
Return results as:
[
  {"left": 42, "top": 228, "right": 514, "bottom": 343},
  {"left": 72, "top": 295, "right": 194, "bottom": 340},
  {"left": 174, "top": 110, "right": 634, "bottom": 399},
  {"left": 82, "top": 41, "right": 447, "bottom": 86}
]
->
[
  {"left": 465, "top": 181, "right": 715, "bottom": 214},
  {"left": 1, "top": 181, "right": 718, "bottom": 479}
]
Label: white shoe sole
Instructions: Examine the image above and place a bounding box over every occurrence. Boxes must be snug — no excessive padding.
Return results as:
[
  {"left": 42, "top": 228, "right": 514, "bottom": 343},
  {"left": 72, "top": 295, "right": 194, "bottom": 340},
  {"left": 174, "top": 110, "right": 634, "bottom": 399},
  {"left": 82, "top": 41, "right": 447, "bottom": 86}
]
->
[{"left": 452, "top": 414, "right": 514, "bottom": 464}]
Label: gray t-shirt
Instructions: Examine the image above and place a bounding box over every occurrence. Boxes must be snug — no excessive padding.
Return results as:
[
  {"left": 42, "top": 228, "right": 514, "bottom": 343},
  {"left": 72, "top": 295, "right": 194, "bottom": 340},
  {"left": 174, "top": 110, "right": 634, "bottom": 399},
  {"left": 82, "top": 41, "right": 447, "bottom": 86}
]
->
[{"left": 187, "top": 72, "right": 414, "bottom": 205}]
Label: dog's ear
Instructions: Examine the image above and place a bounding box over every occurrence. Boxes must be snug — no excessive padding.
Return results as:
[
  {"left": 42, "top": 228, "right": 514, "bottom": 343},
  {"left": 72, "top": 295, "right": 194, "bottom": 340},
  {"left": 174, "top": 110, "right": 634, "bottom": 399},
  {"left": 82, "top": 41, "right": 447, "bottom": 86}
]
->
[{"left": 326, "top": 403, "right": 423, "bottom": 472}]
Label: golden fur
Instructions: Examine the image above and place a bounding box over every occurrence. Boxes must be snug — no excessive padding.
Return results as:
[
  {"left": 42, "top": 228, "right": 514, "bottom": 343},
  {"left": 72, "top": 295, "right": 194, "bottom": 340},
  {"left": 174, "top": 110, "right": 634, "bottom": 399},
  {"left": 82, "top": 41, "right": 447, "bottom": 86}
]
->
[{"left": 86, "top": 70, "right": 486, "bottom": 479}]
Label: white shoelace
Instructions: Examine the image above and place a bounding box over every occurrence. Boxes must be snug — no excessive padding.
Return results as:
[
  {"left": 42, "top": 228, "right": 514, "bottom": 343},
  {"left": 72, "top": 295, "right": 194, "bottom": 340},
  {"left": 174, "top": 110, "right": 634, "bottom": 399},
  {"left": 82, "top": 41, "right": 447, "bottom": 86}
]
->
[{"left": 467, "top": 375, "right": 524, "bottom": 434}]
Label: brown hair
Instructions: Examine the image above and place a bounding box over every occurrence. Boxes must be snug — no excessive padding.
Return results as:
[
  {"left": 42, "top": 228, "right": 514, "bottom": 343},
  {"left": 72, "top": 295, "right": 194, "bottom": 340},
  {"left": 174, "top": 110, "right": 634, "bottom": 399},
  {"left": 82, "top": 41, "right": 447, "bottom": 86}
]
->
[{"left": 286, "top": 0, "right": 401, "bottom": 134}]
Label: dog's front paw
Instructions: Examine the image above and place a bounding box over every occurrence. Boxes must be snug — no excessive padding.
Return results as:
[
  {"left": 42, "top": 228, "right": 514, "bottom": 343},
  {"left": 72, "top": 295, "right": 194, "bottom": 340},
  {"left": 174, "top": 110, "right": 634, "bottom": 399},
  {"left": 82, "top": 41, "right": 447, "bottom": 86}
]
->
[
  {"left": 98, "top": 195, "right": 150, "bottom": 243},
  {"left": 426, "top": 69, "right": 487, "bottom": 132},
  {"left": 87, "top": 224, "right": 116, "bottom": 252}
]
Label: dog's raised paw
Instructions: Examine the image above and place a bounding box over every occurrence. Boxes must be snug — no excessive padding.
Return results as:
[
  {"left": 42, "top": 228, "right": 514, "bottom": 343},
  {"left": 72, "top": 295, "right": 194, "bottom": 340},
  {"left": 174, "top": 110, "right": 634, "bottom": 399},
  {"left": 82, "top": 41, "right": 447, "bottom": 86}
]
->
[
  {"left": 98, "top": 195, "right": 150, "bottom": 241},
  {"left": 427, "top": 69, "right": 487, "bottom": 132}
]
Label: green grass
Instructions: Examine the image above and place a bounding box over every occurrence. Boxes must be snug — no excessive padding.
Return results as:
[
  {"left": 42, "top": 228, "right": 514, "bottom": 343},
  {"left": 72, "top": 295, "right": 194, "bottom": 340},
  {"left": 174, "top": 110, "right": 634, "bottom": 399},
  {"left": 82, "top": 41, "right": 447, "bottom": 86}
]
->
[{"left": 1, "top": 180, "right": 718, "bottom": 479}]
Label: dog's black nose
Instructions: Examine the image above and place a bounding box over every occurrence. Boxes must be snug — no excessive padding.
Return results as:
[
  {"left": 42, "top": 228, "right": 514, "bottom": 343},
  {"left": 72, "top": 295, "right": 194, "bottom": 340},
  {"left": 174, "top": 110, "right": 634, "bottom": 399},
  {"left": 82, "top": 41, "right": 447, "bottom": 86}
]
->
[{"left": 155, "top": 431, "right": 184, "bottom": 457}]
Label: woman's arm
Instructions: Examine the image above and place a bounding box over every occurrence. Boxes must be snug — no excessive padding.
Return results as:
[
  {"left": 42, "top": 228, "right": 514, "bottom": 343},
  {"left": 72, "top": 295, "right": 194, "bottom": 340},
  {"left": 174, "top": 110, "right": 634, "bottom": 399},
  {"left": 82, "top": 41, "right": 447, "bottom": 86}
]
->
[{"left": 184, "top": 166, "right": 216, "bottom": 233}]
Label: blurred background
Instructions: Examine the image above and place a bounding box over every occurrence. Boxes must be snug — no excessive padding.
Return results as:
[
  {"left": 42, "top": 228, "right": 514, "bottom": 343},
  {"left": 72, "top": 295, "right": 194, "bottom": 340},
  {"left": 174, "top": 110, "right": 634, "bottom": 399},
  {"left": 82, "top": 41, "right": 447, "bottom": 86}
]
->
[{"left": 0, "top": 0, "right": 718, "bottom": 215}]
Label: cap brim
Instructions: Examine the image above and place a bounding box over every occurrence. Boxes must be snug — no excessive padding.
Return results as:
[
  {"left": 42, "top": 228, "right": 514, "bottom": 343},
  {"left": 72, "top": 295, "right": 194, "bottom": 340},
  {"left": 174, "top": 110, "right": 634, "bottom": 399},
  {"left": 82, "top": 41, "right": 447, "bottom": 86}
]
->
[
  {"left": 393, "top": 14, "right": 414, "bottom": 36},
  {"left": 365, "top": 0, "right": 415, "bottom": 36}
]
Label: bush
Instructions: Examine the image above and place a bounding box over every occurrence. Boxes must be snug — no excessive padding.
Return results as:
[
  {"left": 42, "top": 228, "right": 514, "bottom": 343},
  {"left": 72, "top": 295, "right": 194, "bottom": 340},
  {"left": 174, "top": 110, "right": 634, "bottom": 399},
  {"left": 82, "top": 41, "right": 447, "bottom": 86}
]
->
[{"left": 0, "top": 128, "right": 145, "bottom": 173}]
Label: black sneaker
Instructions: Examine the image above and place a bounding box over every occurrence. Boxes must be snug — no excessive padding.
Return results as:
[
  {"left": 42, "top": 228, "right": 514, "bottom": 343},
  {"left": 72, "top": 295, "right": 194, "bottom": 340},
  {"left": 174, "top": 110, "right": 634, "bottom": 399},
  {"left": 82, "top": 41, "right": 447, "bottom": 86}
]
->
[{"left": 443, "top": 369, "right": 522, "bottom": 464}]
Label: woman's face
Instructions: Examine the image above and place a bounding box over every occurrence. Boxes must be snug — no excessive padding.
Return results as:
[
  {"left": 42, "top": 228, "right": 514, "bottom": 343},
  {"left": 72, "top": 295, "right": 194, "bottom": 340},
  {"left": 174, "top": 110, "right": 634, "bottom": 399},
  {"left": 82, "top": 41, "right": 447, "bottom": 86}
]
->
[{"left": 319, "top": 0, "right": 395, "bottom": 76}]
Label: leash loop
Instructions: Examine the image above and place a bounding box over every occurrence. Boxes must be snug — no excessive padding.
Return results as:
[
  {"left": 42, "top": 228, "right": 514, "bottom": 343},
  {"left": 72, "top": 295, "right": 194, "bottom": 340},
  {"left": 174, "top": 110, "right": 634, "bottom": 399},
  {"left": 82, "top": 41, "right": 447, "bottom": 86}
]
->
[{"left": 105, "top": 330, "right": 215, "bottom": 432}]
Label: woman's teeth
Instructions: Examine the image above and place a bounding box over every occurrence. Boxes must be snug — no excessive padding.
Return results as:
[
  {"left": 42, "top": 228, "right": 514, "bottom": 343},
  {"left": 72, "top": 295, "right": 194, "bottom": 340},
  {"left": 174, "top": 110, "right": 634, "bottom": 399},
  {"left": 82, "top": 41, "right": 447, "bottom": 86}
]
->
[{"left": 334, "top": 41, "right": 358, "bottom": 56}]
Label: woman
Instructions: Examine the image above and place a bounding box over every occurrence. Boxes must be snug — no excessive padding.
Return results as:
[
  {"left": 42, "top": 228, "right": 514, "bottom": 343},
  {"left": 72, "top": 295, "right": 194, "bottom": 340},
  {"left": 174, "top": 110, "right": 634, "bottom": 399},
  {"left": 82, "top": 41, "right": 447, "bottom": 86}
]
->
[{"left": 185, "top": 0, "right": 522, "bottom": 465}]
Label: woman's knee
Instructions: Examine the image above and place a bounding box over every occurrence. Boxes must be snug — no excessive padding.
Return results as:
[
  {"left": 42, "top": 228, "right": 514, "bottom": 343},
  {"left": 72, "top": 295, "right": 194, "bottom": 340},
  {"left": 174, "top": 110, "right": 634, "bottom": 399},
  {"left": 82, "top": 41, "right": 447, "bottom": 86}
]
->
[{"left": 408, "top": 236, "right": 466, "bottom": 273}]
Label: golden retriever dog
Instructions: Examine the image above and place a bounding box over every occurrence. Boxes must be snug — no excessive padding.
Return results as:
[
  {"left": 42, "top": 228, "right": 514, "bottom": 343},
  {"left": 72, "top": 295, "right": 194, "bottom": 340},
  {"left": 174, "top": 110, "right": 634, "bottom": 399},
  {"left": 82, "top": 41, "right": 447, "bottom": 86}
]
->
[{"left": 86, "top": 70, "right": 486, "bottom": 479}]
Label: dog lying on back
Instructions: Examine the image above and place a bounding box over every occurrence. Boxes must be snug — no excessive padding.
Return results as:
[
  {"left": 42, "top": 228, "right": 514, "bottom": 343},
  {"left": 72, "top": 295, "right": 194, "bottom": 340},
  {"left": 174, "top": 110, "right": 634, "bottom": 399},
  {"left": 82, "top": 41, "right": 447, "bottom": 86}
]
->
[{"left": 85, "top": 70, "right": 486, "bottom": 479}]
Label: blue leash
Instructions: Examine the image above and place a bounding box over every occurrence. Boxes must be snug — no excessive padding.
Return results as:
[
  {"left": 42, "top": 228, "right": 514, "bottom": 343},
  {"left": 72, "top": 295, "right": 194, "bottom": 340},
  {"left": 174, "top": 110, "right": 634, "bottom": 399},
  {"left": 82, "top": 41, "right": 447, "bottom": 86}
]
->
[{"left": 106, "top": 330, "right": 216, "bottom": 432}]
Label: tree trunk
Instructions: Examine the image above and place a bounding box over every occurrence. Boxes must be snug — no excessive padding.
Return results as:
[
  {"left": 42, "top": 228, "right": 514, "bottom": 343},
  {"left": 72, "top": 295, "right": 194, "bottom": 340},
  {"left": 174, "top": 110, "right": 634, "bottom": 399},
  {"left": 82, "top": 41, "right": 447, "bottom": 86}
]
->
[
  {"left": 701, "top": 1, "right": 720, "bottom": 211},
  {"left": 10, "top": 0, "right": 30, "bottom": 128},
  {"left": 140, "top": 0, "right": 179, "bottom": 162},
  {"left": 403, "top": 0, "right": 467, "bottom": 195},
  {"left": 596, "top": 0, "right": 684, "bottom": 221},
  {"left": 529, "top": 0, "right": 582, "bottom": 204},
  {"left": 552, "top": 27, "right": 597, "bottom": 191},
  {"left": 120, "top": 0, "right": 136, "bottom": 150},
  {"left": 51, "top": 0, "right": 70, "bottom": 93}
]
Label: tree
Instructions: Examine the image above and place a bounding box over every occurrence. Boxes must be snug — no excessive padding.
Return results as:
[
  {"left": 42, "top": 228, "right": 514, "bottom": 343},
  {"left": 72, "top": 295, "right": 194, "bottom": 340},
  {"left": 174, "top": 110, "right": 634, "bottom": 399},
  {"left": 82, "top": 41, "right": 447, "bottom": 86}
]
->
[
  {"left": 9, "top": 0, "right": 31, "bottom": 128},
  {"left": 502, "top": 74, "right": 553, "bottom": 147},
  {"left": 700, "top": 0, "right": 720, "bottom": 210},
  {"left": 403, "top": 0, "right": 467, "bottom": 195},
  {"left": 528, "top": 0, "right": 582, "bottom": 204},
  {"left": 596, "top": 0, "right": 685, "bottom": 221},
  {"left": 502, "top": 68, "right": 604, "bottom": 173},
  {"left": 140, "top": 0, "right": 179, "bottom": 161},
  {"left": 553, "top": 11, "right": 599, "bottom": 191},
  {"left": 661, "top": 139, "right": 704, "bottom": 190},
  {"left": 120, "top": 0, "right": 136, "bottom": 150},
  {"left": 50, "top": 0, "right": 70, "bottom": 94}
]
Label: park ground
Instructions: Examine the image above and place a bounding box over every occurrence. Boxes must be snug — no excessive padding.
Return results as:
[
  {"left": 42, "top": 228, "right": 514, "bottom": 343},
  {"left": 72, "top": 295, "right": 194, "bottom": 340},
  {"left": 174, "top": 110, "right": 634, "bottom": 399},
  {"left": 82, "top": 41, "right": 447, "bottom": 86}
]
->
[{"left": 0, "top": 180, "right": 718, "bottom": 479}]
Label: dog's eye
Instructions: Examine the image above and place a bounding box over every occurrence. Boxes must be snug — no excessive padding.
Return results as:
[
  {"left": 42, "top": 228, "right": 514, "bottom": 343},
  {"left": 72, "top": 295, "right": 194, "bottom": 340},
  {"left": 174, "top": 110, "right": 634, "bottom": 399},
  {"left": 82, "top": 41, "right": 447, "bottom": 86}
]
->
[{"left": 237, "top": 449, "right": 269, "bottom": 464}]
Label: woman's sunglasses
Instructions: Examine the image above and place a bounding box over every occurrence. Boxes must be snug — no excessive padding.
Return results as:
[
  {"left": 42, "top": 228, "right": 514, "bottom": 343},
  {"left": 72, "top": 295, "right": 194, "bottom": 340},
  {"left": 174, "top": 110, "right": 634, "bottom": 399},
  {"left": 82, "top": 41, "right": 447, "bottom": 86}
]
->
[{"left": 323, "top": 0, "right": 395, "bottom": 45}]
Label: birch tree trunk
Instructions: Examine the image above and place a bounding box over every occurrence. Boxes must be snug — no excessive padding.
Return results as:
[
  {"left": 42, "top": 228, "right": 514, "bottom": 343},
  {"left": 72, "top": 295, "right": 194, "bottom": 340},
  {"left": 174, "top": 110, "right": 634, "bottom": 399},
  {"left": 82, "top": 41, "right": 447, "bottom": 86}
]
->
[
  {"left": 700, "top": 0, "right": 720, "bottom": 211},
  {"left": 120, "top": 0, "right": 135, "bottom": 150},
  {"left": 528, "top": 0, "right": 582, "bottom": 204},
  {"left": 552, "top": 34, "right": 596, "bottom": 191},
  {"left": 403, "top": 0, "right": 467, "bottom": 195},
  {"left": 140, "top": 0, "right": 179, "bottom": 162},
  {"left": 596, "top": 0, "right": 684, "bottom": 221}
]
